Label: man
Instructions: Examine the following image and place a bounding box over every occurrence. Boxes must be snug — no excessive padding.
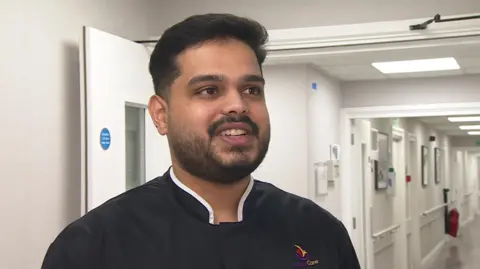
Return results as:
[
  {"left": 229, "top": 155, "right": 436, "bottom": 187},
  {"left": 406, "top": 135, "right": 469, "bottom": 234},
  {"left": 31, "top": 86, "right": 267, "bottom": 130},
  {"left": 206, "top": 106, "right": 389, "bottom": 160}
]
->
[{"left": 42, "top": 13, "right": 360, "bottom": 269}]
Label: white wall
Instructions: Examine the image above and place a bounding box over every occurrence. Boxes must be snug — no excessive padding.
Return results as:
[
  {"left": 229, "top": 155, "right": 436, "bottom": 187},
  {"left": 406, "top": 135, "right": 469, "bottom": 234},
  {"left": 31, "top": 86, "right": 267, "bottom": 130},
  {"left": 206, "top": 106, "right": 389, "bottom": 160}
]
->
[
  {"left": 341, "top": 75, "right": 480, "bottom": 108},
  {"left": 254, "top": 65, "right": 309, "bottom": 197},
  {"left": 0, "top": 1, "right": 153, "bottom": 269},
  {"left": 306, "top": 66, "right": 343, "bottom": 218},
  {"left": 255, "top": 65, "right": 343, "bottom": 219},
  {"left": 145, "top": 0, "right": 480, "bottom": 31},
  {"left": 404, "top": 119, "right": 449, "bottom": 264},
  {"left": 455, "top": 151, "right": 479, "bottom": 224},
  {"left": 448, "top": 136, "right": 480, "bottom": 224}
]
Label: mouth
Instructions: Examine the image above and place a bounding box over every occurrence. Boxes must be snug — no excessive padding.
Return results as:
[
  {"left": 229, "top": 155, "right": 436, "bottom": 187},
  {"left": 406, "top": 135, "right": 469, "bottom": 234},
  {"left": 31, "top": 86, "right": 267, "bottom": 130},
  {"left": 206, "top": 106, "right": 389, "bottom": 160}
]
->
[
  {"left": 214, "top": 122, "right": 253, "bottom": 137},
  {"left": 214, "top": 123, "right": 254, "bottom": 147},
  {"left": 218, "top": 128, "right": 249, "bottom": 137}
]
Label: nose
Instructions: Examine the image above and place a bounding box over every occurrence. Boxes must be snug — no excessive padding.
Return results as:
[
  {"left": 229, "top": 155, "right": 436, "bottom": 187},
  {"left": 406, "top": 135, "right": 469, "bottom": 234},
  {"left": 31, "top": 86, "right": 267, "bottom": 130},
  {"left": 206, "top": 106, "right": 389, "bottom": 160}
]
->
[{"left": 221, "top": 88, "right": 248, "bottom": 115}]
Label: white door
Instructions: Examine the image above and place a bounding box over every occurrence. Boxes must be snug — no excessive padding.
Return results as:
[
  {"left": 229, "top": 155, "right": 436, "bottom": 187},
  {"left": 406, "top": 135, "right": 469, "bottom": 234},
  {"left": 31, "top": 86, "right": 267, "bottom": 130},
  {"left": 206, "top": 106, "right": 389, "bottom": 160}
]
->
[
  {"left": 81, "top": 27, "right": 171, "bottom": 212},
  {"left": 351, "top": 119, "right": 373, "bottom": 269}
]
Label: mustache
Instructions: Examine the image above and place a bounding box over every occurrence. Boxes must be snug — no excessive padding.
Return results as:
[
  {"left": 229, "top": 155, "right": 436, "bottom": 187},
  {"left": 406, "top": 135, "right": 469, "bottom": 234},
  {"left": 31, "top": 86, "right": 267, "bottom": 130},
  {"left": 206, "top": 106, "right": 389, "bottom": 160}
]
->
[{"left": 208, "top": 115, "right": 259, "bottom": 137}]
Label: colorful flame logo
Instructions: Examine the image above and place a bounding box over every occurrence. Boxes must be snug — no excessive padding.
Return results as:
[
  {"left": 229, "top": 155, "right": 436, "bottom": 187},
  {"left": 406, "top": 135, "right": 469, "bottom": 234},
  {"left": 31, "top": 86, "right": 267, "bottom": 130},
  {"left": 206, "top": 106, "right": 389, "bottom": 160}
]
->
[{"left": 295, "top": 245, "right": 309, "bottom": 261}]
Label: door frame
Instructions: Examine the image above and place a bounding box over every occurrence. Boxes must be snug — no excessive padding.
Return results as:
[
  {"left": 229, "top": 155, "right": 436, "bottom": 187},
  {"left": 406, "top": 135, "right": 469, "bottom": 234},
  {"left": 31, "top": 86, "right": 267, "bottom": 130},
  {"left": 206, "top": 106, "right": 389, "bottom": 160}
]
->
[
  {"left": 406, "top": 132, "right": 420, "bottom": 269},
  {"left": 350, "top": 119, "right": 373, "bottom": 269},
  {"left": 339, "top": 102, "right": 480, "bottom": 266},
  {"left": 145, "top": 13, "right": 480, "bottom": 62},
  {"left": 391, "top": 127, "right": 407, "bottom": 269}
]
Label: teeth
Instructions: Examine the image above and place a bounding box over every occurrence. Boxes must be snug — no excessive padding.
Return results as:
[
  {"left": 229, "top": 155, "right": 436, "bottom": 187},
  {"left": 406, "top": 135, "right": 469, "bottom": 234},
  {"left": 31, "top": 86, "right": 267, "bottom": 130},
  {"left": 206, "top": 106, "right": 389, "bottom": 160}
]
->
[{"left": 220, "top": 129, "right": 247, "bottom": 136}]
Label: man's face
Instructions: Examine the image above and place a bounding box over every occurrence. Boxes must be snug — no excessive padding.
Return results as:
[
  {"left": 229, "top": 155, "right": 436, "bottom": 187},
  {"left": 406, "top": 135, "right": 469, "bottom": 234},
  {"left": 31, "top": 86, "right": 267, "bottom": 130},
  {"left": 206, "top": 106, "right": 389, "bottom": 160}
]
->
[{"left": 150, "top": 39, "right": 270, "bottom": 184}]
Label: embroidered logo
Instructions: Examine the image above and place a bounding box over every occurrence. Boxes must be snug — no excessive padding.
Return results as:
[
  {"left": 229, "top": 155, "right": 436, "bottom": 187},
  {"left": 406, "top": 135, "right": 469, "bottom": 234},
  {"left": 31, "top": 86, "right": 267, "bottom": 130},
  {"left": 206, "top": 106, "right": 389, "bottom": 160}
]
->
[{"left": 294, "top": 245, "right": 319, "bottom": 267}]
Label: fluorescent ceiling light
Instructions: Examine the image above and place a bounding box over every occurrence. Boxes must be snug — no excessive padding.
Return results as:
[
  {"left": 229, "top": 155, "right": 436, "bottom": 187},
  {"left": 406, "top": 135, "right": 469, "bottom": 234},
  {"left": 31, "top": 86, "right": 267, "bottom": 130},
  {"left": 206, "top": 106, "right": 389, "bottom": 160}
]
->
[
  {"left": 468, "top": 131, "right": 480, "bottom": 135},
  {"left": 372, "top": 57, "right": 460, "bottom": 74},
  {"left": 448, "top": 116, "right": 480, "bottom": 122},
  {"left": 459, "top": 125, "right": 480, "bottom": 130}
]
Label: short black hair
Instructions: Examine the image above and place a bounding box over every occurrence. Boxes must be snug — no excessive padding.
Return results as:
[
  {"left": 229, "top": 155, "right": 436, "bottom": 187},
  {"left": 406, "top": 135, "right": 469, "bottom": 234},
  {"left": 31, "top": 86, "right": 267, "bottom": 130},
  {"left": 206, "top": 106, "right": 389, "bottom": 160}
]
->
[{"left": 148, "top": 13, "right": 269, "bottom": 99}]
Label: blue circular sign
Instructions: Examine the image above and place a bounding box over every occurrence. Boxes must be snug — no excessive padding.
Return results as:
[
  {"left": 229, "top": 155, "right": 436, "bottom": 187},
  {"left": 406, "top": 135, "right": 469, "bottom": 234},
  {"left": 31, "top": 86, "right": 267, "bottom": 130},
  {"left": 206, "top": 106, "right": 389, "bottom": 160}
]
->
[{"left": 100, "top": 128, "right": 111, "bottom": 150}]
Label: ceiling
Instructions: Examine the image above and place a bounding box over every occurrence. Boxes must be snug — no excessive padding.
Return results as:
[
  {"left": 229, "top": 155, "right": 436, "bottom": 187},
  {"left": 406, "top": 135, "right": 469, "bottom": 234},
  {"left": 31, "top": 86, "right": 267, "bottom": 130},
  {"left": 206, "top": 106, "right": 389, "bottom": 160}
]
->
[
  {"left": 311, "top": 38, "right": 480, "bottom": 81},
  {"left": 147, "top": 0, "right": 480, "bottom": 33},
  {"left": 415, "top": 116, "right": 480, "bottom": 137}
]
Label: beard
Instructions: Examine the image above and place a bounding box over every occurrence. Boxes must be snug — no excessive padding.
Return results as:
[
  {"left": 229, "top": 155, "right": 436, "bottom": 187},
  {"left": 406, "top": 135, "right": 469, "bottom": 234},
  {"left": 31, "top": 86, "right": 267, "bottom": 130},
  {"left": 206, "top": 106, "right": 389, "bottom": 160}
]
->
[{"left": 168, "top": 116, "right": 270, "bottom": 184}]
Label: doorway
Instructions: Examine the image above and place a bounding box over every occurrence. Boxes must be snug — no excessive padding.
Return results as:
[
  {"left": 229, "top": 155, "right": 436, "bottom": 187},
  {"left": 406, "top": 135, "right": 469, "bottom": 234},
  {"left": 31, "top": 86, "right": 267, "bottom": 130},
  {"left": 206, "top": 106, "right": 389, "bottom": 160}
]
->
[{"left": 125, "top": 104, "right": 147, "bottom": 191}]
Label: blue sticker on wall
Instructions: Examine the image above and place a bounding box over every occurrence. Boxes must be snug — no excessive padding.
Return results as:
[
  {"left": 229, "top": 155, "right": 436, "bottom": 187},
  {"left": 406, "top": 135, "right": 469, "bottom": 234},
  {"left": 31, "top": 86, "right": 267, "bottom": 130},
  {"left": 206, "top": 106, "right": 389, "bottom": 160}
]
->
[
  {"left": 311, "top": 82, "right": 317, "bottom": 90},
  {"left": 100, "top": 128, "right": 111, "bottom": 150}
]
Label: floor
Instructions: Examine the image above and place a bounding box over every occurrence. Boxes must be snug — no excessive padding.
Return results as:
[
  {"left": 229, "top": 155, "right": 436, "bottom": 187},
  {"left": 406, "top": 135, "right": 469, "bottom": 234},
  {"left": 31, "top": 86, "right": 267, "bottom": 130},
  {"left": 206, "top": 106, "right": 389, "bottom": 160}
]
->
[{"left": 427, "top": 216, "right": 480, "bottom": 269}]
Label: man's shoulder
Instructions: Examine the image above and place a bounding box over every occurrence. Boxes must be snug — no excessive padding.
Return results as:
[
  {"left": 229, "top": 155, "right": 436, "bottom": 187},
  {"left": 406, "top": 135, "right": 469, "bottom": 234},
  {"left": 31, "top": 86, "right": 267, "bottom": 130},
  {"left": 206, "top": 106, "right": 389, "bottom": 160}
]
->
[
  {"left": 254, "top": 180, "right": 343, "bottom": 227},
  {"left": 59, "top": 175, "right": 173, "bottom": 238}
]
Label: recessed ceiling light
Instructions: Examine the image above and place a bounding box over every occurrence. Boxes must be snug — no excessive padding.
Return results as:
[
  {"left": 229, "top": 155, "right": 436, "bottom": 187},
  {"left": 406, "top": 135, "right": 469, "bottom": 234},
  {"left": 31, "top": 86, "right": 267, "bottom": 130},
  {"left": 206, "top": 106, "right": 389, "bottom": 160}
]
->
[
  {"left": 448, "top": 116, "right": 480, "bottom": 122},
  {"left": 460, "top": 125, "right": 480, "bottom": 130},
  {"left": 372, "top": 57, "right": 460, "bottom": 74},
  {"left": 468, "top": 131, "right": 480, "bottom": 135}
]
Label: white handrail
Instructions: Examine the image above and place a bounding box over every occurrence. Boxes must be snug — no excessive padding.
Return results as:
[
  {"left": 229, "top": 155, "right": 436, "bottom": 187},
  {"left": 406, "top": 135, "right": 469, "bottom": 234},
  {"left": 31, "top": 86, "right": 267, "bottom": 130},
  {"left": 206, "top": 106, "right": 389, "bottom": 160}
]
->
[
  {"left": 421, "top": 203, "right": 448, "bottom": 216},
  {"left": 372, "top": 224, "right": 400, "bottom": 239}
]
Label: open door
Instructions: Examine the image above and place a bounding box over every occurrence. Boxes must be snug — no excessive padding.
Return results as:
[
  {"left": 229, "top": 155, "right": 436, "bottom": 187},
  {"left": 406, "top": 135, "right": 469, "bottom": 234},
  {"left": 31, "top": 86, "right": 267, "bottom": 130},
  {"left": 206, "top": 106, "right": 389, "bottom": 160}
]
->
[{"left": 80, "top": 27, "right": 171, "bottom": 213}]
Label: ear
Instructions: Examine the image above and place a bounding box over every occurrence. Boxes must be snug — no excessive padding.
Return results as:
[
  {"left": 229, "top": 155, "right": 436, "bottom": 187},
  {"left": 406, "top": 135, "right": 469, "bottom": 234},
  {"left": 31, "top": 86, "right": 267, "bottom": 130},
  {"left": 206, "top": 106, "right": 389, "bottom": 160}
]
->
[{"left": 148, "top": 95, "right": 168, "bottom": 135}]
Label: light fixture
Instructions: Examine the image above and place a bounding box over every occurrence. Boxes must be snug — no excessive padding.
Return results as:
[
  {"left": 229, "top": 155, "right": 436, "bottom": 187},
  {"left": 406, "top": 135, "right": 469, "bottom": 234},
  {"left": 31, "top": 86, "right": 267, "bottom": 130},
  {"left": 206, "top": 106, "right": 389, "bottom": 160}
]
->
[
  {"left": 468, "top": 131, "right": 480, "bottom": 135},
  {"left": 448, "top": 116, "right": 480, "bottom": 122},
  {"left": 372, "top": 57, "right": 460, "bottom": 74},
  {"left": 459, "top": 125, "right": 480, "bottom": 130}
]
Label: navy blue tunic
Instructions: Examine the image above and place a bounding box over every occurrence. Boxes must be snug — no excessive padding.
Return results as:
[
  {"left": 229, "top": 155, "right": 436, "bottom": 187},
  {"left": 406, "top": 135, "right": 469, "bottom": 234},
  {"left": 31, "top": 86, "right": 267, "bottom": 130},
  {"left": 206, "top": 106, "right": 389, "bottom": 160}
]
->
[{"left": 41, "top": 170, "right": 360, "bottom": 269}]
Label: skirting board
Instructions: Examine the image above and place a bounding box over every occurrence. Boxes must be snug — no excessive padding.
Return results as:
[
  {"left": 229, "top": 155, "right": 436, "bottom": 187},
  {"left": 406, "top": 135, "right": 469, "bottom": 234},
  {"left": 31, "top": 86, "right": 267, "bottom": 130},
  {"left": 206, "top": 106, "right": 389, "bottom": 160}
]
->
[{"left": 421, "top": 237, "right": 449, "bottom": 269}]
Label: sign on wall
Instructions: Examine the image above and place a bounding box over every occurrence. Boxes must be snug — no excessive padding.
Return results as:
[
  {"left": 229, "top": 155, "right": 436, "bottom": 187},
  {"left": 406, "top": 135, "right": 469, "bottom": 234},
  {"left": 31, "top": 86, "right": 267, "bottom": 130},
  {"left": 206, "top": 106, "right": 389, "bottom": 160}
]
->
[{"left": 100, "top": 128, "right": 111, "bottom": 150}]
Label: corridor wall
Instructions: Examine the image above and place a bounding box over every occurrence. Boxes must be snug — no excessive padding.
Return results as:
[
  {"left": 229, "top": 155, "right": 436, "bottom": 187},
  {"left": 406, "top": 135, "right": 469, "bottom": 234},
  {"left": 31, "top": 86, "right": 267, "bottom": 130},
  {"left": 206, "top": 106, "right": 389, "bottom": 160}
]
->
[
  {"left": 458, "top": 151, "right": 478, "bottom": 225},
  {"left": 368, "top": 118, "right": 400, "bottom": 269},
  {"left": 1, "top": 2, "right": 156, "bottom": 269},
  {"left": 366, "top": 118, "right": 451, "bottom": 269},
  {"left": 255, "top": 65, "right": 343, "bottom": 219},
  {"left": 450, "top": 137, "right": 480, "bottom": 225},
  {"left": 404, "top": 119, "right": 450, "bottom": 264}
]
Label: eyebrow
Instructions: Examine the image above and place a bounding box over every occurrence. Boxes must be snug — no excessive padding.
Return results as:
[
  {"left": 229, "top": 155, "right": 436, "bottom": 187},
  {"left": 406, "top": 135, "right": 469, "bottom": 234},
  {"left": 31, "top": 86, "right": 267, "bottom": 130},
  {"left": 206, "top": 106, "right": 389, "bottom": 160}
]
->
[
  {"left": 241, "top": 74, "right": 265, "bottom": 85},
  {"left": 188, "top": 75, "right": 224, "bottom": 86},
  {"left": 187, "top": 74, "right": 265, "bottom": 86}
]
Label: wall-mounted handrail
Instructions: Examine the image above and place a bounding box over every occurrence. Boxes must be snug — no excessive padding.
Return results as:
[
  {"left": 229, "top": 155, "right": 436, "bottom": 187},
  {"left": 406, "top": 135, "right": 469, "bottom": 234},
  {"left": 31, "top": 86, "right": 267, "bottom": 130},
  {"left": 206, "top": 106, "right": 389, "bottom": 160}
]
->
[
  {"left": 421, "top": 203, "right": 448, "bottom": 216},
  {"left": 372, "top": 224, "right": 400, "bottom": 239},
  {"left": 421, "top": 215, "right": 443, "bottom": 228}
]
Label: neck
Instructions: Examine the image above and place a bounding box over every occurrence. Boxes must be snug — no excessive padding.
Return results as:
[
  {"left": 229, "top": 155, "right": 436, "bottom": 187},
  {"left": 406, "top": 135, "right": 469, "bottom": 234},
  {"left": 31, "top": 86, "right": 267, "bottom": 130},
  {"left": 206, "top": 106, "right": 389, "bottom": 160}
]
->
[{"left": 171, "top": 164, "right": 251, "bottom": 223}]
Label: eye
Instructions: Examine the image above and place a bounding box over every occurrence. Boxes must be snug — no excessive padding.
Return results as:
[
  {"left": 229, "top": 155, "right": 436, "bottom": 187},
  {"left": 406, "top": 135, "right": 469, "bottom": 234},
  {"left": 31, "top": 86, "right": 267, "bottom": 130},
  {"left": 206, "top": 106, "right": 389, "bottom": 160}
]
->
[
  {"left": 197, "top": 86, "right": 218, "bottom": 96},
  {"left": 243, "top": 87, "right": 262, "bottom": 95}
]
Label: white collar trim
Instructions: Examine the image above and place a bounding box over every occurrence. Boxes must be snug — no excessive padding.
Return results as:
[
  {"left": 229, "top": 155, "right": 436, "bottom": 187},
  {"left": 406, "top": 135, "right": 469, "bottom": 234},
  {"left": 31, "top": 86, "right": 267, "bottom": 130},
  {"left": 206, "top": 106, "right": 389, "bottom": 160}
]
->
[{"left": 169, "top": 168, "right": 254, "bottom": 224}]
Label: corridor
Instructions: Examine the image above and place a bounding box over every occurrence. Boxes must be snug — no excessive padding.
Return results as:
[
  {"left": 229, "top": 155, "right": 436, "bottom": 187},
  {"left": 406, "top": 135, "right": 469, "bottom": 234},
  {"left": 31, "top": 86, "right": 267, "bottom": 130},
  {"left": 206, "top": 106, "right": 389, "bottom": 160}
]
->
[{"left": 428, "top": 217, "right": 480, "bottom": 269}]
